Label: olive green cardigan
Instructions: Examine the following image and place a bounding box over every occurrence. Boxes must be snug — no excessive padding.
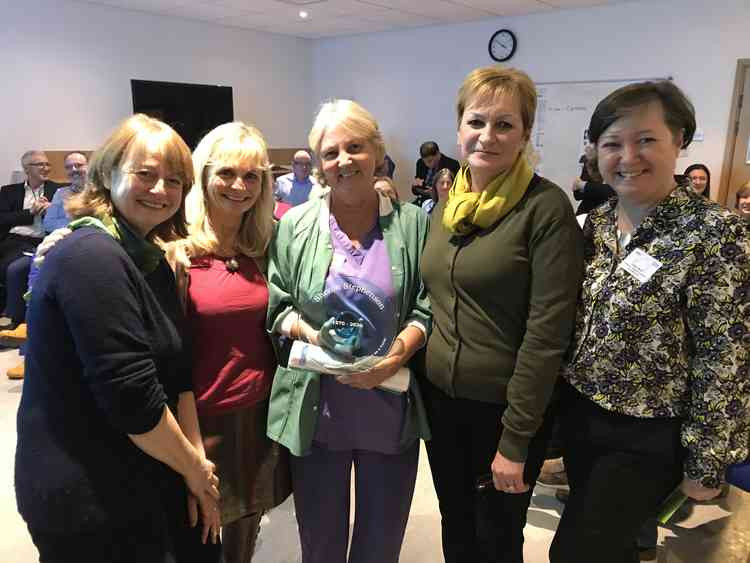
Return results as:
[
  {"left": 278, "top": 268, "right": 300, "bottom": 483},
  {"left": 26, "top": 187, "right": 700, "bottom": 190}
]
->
[{"left": 421, "top": 175, "right": 584, "bottom": 462}]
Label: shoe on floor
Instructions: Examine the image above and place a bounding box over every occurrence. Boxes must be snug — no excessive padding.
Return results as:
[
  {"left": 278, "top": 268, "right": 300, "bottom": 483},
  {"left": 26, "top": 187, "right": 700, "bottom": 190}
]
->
[
  {"left": 7, "top": 361, "right": 24, "bottom": 380},
  {"left": 0, "top": 323, "right": 27, "bottom": 347}
]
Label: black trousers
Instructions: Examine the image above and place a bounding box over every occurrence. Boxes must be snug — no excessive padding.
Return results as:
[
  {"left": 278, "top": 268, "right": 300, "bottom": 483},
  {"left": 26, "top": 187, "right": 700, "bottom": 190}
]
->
[
  {"left": 0, "top": 234, "right": 40, "bottom": 311},
  {"left": 420, "top": 377, "right": 555, "bottom": 563},
  {"left": 30, "top": 522, "right": 178, "bottom": 563},
  {"left": 28, "top": 478, "right": 220, "bottom": 563},
  {"left": 549, "top": 382, "right": 684, "bottom": 563}
]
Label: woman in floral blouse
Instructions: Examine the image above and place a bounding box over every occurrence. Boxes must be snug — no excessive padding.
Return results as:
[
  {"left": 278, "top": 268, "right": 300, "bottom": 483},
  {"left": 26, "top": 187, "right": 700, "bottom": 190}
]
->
[{"left": 550, "top": 81, "right": 750, "bottom": 563}]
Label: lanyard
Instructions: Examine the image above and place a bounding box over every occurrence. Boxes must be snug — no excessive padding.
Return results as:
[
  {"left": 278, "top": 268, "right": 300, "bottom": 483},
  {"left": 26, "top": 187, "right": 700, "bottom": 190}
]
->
[{"left": 28, "top": 183, "right": 43, "bottom": 202}]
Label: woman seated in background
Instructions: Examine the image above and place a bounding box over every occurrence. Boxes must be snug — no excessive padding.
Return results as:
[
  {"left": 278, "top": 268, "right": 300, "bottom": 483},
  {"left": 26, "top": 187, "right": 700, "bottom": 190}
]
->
[
  {"left": 168, "top": 122, "right": 291, "bottom": 562},
  {"left": 735, "top": 180, "right": 750, "bottom": 220},
  {"left": 420, "top": 65, "right": 583, "bottom": 563},
  {"left": 684, "top": 162, "right": 711, "bottom": 197},
  {"left": 550, "top": 81, "right": 750, "bottom": 563},
  {"left": 15, "top": 114, "right": 220, "bottom": 563},
  {"left": 421, "top": 168, "right": 454, "bottom": 214},
  {"left": 266, "top": 99, "right": 431, "bottom": 563}
]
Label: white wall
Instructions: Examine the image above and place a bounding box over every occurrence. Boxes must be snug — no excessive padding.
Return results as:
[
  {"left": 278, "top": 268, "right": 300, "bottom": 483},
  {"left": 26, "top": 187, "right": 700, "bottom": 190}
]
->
[
  {"left": 311, "top": 0, "right": 750, "bottom": 200},
  {"left": 3, "top": 0, "right": 747, "bottom": 194},
  {"left": 0, "top": 0, "right": 313, "bottom": 181}
]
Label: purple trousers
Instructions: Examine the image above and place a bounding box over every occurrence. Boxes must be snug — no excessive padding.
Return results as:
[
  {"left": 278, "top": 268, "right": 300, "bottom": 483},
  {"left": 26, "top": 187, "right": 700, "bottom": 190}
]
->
[{"left": 290, "top": 441, "right": 419, "bottom": 563}]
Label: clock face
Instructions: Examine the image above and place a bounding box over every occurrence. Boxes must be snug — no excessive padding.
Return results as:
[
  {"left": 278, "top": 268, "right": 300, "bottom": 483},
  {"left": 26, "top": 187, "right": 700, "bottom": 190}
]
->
[{"left": 489, "top": 29, "right": 517, "bottom": 62}]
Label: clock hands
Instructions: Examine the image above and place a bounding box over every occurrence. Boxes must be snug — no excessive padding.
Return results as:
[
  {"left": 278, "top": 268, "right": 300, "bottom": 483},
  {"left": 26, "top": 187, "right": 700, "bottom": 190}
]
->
[{"left": 488, "top": 29, "right": 516, "bottom": 61}]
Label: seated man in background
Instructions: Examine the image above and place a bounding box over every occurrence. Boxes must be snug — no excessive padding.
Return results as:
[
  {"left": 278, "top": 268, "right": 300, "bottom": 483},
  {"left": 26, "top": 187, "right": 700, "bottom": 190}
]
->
[
  {"left": 42, "top": 152, "right": 88, "bottom": 231},
  {"left": 0, "top": 151, "right": 61, "bottom": 312},
  {"left": 274, "top": 149, "right": 316, "bottom": 207},
  {"left": 412, "top": 141, "right": 459, "bottom": 205},
  {"left": 572, "top": 144, "right": 615, "bottom": 215},
  {"left": 3, "top": 152, "right": 87, "bottom": 379}
]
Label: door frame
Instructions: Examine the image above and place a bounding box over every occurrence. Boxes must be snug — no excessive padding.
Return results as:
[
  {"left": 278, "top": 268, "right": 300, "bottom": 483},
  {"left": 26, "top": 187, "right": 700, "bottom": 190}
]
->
[{"left": 718, "top": 59, "right": 750, "bottom": 206}]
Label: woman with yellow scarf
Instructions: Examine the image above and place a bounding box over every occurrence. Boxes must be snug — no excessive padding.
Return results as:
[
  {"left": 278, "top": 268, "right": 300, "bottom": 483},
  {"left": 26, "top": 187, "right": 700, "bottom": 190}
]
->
[{"left": 419, "top": 65, "right": 584, "bottom": 562}]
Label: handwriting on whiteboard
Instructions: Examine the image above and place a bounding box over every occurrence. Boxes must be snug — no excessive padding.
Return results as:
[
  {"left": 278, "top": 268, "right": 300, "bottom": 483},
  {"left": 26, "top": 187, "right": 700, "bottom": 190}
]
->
[{"left": 547, "top": 105, "right": 588, "bottom": 112}]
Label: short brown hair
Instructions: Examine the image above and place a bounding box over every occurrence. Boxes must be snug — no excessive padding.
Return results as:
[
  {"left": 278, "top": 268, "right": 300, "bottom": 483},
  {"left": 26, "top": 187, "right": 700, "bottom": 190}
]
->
[
  {"left": 737, "top": 180, "right": 750, "bottom": 206},
  {"left": 66, "top": 114, "right": 193, "bottom": 243},
  {"left": 588, "top": 81, "right": 695, "bottom": 149},
  {"left": 456, "top": 65, "right": 537, "bottom": 135}
]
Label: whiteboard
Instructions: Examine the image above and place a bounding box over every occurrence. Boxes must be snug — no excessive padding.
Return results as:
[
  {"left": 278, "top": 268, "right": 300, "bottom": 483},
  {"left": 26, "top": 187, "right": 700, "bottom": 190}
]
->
[{"left": 530, "top": 78, "right": 668, "bottom": 207}]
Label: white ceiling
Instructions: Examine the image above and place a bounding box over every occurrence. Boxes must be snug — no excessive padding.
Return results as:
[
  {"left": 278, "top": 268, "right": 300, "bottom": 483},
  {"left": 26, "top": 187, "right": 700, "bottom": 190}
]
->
[{"left": 82, "top": 0, "right": 633, "bottom": 39}]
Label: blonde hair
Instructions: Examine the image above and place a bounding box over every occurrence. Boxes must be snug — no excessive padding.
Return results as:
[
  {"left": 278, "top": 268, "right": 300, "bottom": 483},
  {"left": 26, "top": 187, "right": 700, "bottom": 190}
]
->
[
  {"left": 308, "top": 100, "right": 385, "bottom": 187},
  {"left": 66, "top": 114, "right": 192, "bottom": 242},
  {"left": 456, "top": 65, "right": 537, "bottom": 137},
  {"left": 182, "top": 122, "right": 274, "bottom": 259}
]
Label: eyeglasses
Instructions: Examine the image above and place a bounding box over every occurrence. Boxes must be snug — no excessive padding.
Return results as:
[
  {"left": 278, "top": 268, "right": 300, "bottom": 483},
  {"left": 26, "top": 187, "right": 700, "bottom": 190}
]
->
[
  {"left": 293, "top": 161, "right": 311, "bottom": 167},
  {"left": 28, "top": 162, "right": 51, "bottom": 168},
  {"left": 126, "top": 169, "right": 184, "bottom": 190},
  {"left": 64, "top": 163, "right": 86, "bottom": 170}
]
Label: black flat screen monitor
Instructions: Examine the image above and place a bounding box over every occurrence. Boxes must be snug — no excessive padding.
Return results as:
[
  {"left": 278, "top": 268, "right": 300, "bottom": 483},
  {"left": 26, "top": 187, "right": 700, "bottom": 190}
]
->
[{"left": 131, "top": 79, "right": 233, "bottom": 150}]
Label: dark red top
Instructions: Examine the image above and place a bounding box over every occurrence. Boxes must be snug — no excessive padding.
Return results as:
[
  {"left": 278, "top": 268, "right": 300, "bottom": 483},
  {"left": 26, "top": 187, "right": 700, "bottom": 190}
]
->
[{"left": 187, "top": 254, "right": 276, "bottom": 415}]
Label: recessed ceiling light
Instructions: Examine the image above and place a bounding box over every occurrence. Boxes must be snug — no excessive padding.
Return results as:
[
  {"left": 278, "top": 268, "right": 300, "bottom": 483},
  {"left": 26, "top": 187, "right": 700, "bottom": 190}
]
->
[{"left": 299, "top": 10, "right": 308, "bottom": 19}]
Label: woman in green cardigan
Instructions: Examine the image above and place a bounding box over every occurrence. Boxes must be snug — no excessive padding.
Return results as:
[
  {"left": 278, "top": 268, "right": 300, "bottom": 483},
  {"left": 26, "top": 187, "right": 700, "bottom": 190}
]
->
[
  {"left": 419, "top": 65, "right": 584, "bottom": 562},
  {"left": 265, "top": 99, "right": 431, "bottom": 563}
]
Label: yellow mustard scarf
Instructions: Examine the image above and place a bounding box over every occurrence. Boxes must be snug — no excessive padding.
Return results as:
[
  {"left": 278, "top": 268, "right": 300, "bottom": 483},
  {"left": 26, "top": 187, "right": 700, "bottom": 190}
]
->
[{"left": 442, "top": 155, "right": 533, "bottom": 235}]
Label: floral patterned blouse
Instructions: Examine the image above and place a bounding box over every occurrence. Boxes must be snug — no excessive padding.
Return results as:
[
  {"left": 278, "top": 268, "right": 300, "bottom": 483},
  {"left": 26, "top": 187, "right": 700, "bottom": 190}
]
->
[{"left": 563, "top": 185, "right": 750, "bottom": 487}]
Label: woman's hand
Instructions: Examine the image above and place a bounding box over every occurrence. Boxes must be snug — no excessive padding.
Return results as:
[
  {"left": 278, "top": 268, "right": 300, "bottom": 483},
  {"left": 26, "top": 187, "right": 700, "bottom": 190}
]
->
[
  {"left": 31, "top": 196, "right": 50, "bottom": 215},
  {"left": 187, "top": 491, "right": 221, "bottom": 545},
  {"left": 184, "top": 454, "right": 219, "bottom": 500},
  {"left": 681, "top": 477, "right": 721, "bottom": 501},
  {"left": 187, "top": 492, "right": 199, "bottom": 527},
  {"left": 336, "top": 355, "right": 400, "bottom": 390},
  {"left": 127, "top": 407, "right": 220, "bottom": 544},
  {"left": 33, "top": 227, "right": 72, "bottom": 266},
  {"left": 184, "top": 456, "right": 221, "bottom": 544},
  {"left": 491, "top": 451, "right": 529, "bottom": 494}
]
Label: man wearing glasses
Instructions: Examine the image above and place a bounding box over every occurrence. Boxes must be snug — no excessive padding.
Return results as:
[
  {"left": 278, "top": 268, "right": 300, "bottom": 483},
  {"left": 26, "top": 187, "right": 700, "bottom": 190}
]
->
[
  {"left": 2, "top": 152, "right": 87, "bottom": 379},
  {"left": 0, "top": 151, "right": 61, "bottom": 315},
  {"left": 274, "top": 150, "right": 317, "bottom": 207}
]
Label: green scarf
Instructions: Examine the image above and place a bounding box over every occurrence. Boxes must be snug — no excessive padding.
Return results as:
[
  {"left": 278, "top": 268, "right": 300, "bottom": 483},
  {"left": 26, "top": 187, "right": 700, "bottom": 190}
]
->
[
  {"left": 442, "top": 154, "right": 534, "bottom": 235},
  {"left": 24, "top": 213, "right": 164, "bottom": 302},
  {"left": 68, "top": 214, "right": 164, "bottom": 275}
]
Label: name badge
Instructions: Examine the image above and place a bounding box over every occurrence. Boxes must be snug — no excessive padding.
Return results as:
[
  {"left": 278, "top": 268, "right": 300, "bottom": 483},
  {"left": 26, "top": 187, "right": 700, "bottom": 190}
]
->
[{"left": 619, "top": 248, "right": 663, "bottom": 283}]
